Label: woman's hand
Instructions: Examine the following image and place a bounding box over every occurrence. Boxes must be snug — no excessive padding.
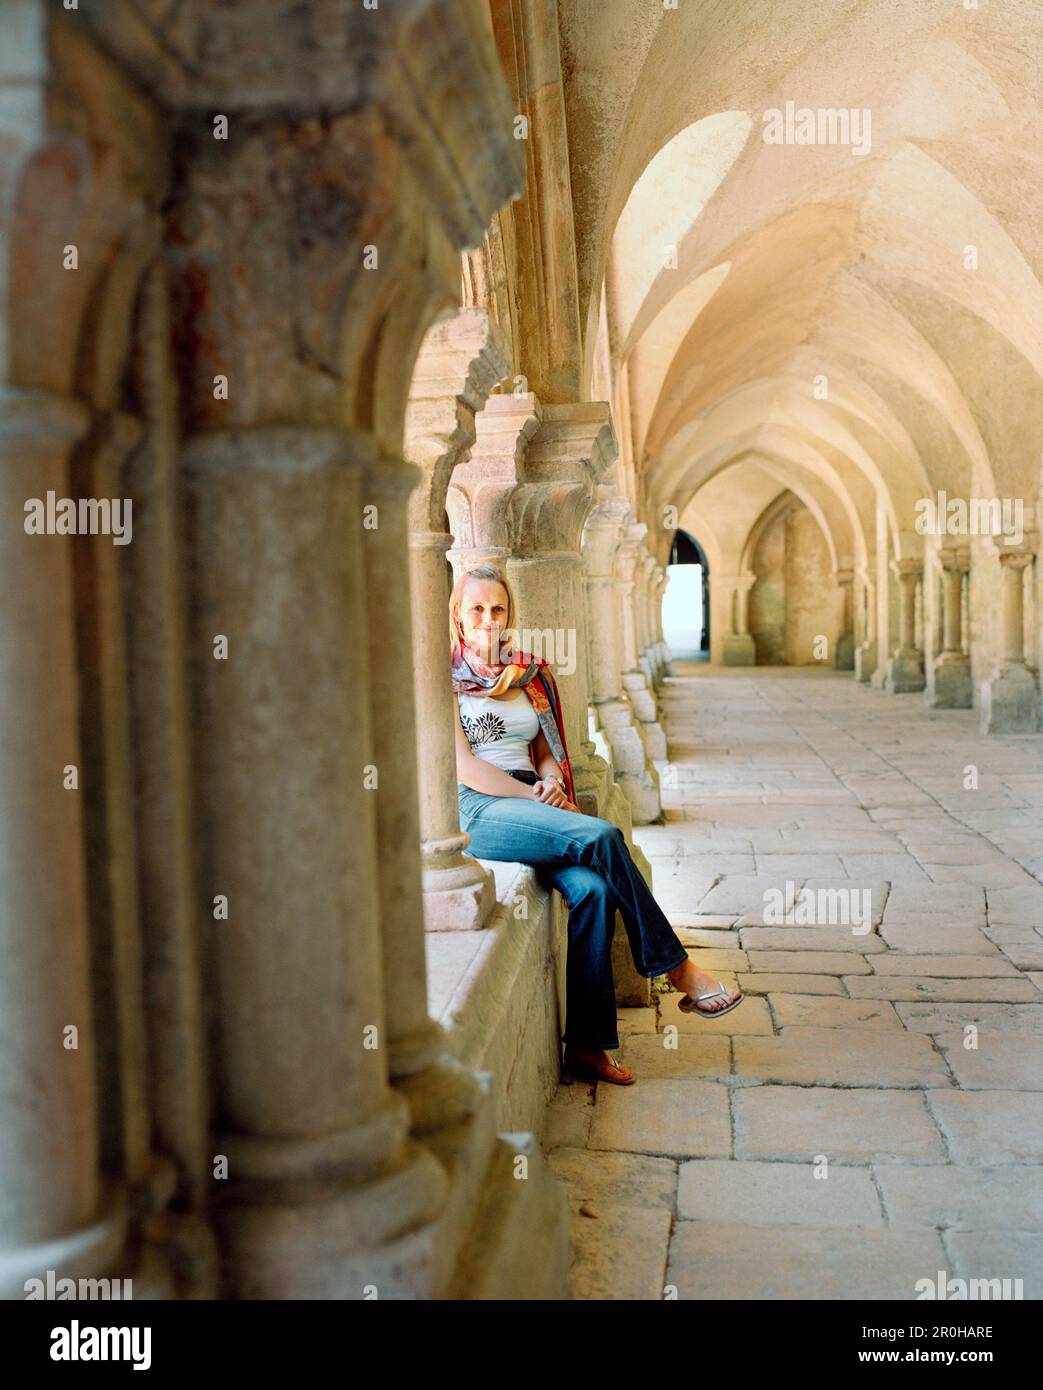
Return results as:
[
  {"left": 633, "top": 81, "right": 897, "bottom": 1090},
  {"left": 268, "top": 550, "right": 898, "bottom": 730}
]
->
[{"left": 533, "top": 777, "right": 577, "bottom": 811}]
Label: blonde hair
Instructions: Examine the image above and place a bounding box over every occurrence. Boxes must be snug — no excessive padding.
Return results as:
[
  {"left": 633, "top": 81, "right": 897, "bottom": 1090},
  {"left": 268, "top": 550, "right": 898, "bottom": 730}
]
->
[{"left": 449, "top": 564, "right": 518, "bottom": 658}]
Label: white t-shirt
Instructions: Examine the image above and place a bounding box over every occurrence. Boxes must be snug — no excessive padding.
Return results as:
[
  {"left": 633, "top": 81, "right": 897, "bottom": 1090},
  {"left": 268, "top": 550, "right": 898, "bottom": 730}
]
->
[{"left": 457, "top": 690, "right": 539, "bottom": 772}]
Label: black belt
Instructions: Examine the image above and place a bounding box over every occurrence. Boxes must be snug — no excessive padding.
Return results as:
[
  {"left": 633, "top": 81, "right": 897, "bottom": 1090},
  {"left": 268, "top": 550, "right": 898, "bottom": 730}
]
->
[{"left": 505, "top": 768, "right": 539, "bottom": 785}]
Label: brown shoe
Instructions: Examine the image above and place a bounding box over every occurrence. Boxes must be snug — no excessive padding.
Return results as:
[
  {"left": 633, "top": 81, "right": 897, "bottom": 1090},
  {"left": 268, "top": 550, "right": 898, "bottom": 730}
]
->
[{"left": 562, "top": 1050, "right": 637, "bottom": 1085}]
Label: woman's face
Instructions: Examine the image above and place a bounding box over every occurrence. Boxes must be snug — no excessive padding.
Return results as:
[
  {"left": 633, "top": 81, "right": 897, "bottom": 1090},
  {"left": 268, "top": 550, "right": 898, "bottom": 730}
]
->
[{"left": 458, "top": 580, "right": 510, "bottom": 660}]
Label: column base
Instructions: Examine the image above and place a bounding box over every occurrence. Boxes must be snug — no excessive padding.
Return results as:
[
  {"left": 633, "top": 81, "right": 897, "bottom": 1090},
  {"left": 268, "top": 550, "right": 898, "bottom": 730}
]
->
[
  {"left": 883, "top": 647, "right": 925, "bottom": 693},
  {"left": 421, "top": 844, "right": 496, "bottom": 931},
  {"left": 833, "top": 633, "right": 855, "bottom": 670},
  {"left": 927, "top": 651, "right": 972, "bottom": 709},
  {"left": 622, "top": 669, "right": 657, "bottom": 723},
  {"left": 217, "top": 1139, "right": 450, "bottom": 1299},
  {"left": 722, "top": 634, "right": 756, "bottom": 666},
  {"left": 592, "top": 699, "right": 662, "bottom": 824},
  {"left": 855, "top": 640, "right": 877, "bottom": 683},
  {"left": 980, "top": 662, "right": 1040, "bottom": 734}
]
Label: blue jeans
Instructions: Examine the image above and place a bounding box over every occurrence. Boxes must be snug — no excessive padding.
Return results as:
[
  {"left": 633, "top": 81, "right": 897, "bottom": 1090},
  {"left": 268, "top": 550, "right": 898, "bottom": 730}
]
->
[{"left": 456, "top": 784, "right": 689, "bottom": 1051}]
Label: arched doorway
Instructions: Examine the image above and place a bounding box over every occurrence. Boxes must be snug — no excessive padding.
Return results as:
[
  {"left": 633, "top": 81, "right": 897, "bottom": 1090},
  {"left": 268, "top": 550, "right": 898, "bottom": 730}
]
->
[{"left": 665, "top": 529, "right": 710, "bottom": 658}]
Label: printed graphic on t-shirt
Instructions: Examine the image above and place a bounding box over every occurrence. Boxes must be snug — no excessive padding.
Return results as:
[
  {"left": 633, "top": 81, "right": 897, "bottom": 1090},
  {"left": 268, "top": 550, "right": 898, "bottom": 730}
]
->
[{"left": 459, "top": 710, "right": 506, "bottom": 749}]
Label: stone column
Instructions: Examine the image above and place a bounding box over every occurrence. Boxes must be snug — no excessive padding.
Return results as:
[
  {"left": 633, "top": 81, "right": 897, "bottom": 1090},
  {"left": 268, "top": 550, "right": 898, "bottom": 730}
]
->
[
  {"left": 583, "top": 491, "right": 661, "bottom": 824},
  {"left": 509, "top": 403, "right": 617, "bottom": 816},
  {"left": 646, "top": 564, "right": 665, "bottom": 688},
  {"left": 618, "top": 525, "right": 666, "bottom": 759},
  {"left": 832, "top": 568, "right": 855, "bottom": 670},
  {"left": 635, "top": 554, "right": 658, "bottom": 684},
  {"left": 121, "top": 263, "right": 218, "bottom": 1293},
  {"left": 723, "top": 573, "right": 757, "bottom": 665},
  {"left": 928, "top": 548, "right": 972, "bottom": 708},
  {"left": 0, "top": 388, "right": 126, "bottom": 1296},
  {"left": 981, "top": 547, "right": 1039, "bottom": 733},
  {"left": 405, "top": 309, "right": 508, "bottom": 932},
  {"left": 883, "top": 557, "right": 926, "bottom": 692},
  {"left": 854, "top": 564, "right": 877, "bottom": 682},
  {"left": 654, "top": 568, "right": 674, "bottom": 677},
  {"left": 183, "top": 427, "right": 447, "bottom": 1298}
]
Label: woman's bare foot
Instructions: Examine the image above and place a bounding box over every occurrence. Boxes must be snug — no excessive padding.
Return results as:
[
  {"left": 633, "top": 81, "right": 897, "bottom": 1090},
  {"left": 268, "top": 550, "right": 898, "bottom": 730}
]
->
[
  {"left": 563, "top": 1046, "right": 636, "bottom": 1084},
  {"left": 666, "top": 958, "right": 741, "bottom": 1012}
]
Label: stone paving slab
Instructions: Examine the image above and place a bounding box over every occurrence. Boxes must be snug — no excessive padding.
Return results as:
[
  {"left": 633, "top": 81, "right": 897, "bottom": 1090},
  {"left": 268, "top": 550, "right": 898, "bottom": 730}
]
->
[
  {"left": 846, "top": 976, "right": 1040, "bottom": 1003},
  {"left": 588, "top": 1079, "right": 732, "bottom": 1158},
  {"left": 696, "top": 876, "right": 800, "bottom": 914},
  {"left": 615, "top": 1006, "right": 658, "bottom": 1035},
  {"left": 926, "top": 1090, "right": 1043, "bottom": 1164},
  {"left": 895, "top": 1001, "right": 1043, "bottom": 1034},
  {"left": 803, "top": 878, "right": 889, "bottom": 924},
  {"left": 736, "top": 972, "right": 845, "bottom": 996},
  {"left": 678, "top": 947, "right": 748, "bottom": 972},
  {"left": 987, "top": 886, "right": 1043, "bottom": 923},
  {"left": 841, "top": 855, "right": 931, "bottom": 882},
  {"left": 666, "top": 1222, "right": 947, "bottom": 1300},
  {"left": 879, "top": 924, "right": 999, "bottom": 955},
  {"left": 676, "top": 1158, "right": 884, "bottom": 1226},
  {"left": 946, "top": 1231, "right": 1043, "bottom": 1300},
  {"left": 543, "top": 1085, "right": 594, "bottom": 1151},
  {"left": 740, "top": 927, "right": 885, "bottom": 952},
  {"left": 733, "top": 1086, "right": 947, "bottom": 1163},
  {"left": 869, "top": 954, "right": 1021, "bottom": 977},
  {"left": 546, "top": 1147, "right": 677, "bottom": 1210},
  {"left": 923, "top": 862, "right": 1040, "bottom": 888},
  {"left": 732, "top": 1026, "right": 952, "bottom": 1088},
  {"left": 753, "top": 854, "right": 848, "bottom": 877},
  {"left": 985, "top": 924, "right": 1043, "bottom": 943},
  {"left": 885, "top": 886, "right": 988, "bottom": 915},
  {"left": 749, "top": 950, "right": 873, "bottom": 973},
  {"left": 932, "top": 1031, "right": 1043, "bottom": 1090},
  {"left": 564, "top": 1201, "right": 674, "bottom": 1300},
  {"left": 617, "top": 1032, "right": 731, "bottom": 1078},
  {"left": 874, "top": 1164, "right": 1043, "bottom": 1230},
  {"left": 998, "top": 943, "right": 1043, "bottom": 971},
  {"left": 768, "top": 994, "right": 902, "bottom": 1029},
  {"left": 674, "top": 927, "right": 742, "bottom": 948}
]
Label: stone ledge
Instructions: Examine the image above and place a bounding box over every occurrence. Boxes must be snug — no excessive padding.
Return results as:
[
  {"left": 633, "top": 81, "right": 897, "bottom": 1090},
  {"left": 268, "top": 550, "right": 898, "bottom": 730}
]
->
[{"left": 426, "top": 859, "right": 567, "bottom": 1137}]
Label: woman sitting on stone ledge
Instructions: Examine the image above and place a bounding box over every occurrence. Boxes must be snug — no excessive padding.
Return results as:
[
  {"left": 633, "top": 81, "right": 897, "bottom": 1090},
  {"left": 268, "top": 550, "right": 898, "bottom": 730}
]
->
[{"left": 450, "top": 563, "right": 743, "bottom": 1086}]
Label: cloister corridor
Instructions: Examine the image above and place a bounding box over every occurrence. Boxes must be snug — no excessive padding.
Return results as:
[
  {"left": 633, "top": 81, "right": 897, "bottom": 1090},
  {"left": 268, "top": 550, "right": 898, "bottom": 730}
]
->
[
  {"left": 543, "top": 665, "right": 1043, "bottom": 1300},
  {"left": 7, "top": 0, "right": 1043, "bottom": 1332}
]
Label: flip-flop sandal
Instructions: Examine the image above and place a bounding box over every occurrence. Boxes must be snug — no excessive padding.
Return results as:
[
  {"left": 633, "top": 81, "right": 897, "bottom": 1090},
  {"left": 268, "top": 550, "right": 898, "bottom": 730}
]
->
[
  {"left": 678, "top": 981, "right": 744, "bottom": 1018},
  {"left": 562, "top": 1052, "right": 637, "bottom": 1086}
]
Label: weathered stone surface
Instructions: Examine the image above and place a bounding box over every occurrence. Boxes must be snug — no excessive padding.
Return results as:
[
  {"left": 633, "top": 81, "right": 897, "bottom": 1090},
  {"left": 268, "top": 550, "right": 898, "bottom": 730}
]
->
[
  {"left": 732, "top": 1026, "right": 952, "bottom": 1088},
  {"left": 869, "top": 954, "right": 1021, "bottom": 977},
  {"left": 588, "top": 1080, "right": 732, "bottom": 1157},
  {"left": 846, "top": 977, "right": 1039, "bottom": 1003},
  {"left": 946, "top": 1231, "right": 1043, "bottom": 1300},
  {"left": 737, "top": 973, "right": 845, "bottom": 996},
  {"left": 749, "top": 951, "right": 873, "bottom": 974},
  {"left": 666, "top": 1222, "right": 947, "bottom": 1300},
  {"left": 926, "top": 1090, "right": 1043, "bottom": 1164},
  {"left": 875, "top": 1165, "right": 1043, "bottom": 1230},
  {"left": 896, "top": 1002, "right": 1043, "bottom": 1034},
  {"left": 543, "top": 1085, "right": 595, "bottom": 1151},
  {"left": 546, "top": 1147, "right": 678, "bottom": 1210},
  {"left": 932, "top": 1031, "right": 1043, "bottom": 1089},
  {"left": 769, "top": 994, "right": 902, "bottom": 1029},
  {"left": 734, "top": 1086, "right": 947, "bottom": 1163},
  {"left": 740, "top": 927, "right": 885, "bottom": 952},
  {"left": 676, "top": 1159, "right": 884, "bottom": 1227},
  {"left": 617, "top": 1032, "right": 731, "bottom": 1077}
]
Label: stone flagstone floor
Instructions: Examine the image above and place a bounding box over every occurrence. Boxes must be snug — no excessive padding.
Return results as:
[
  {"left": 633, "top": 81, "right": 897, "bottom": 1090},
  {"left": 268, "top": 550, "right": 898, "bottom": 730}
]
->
[{"left": 544, "top": 666, "right": 1043, "bottom": 1300}]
